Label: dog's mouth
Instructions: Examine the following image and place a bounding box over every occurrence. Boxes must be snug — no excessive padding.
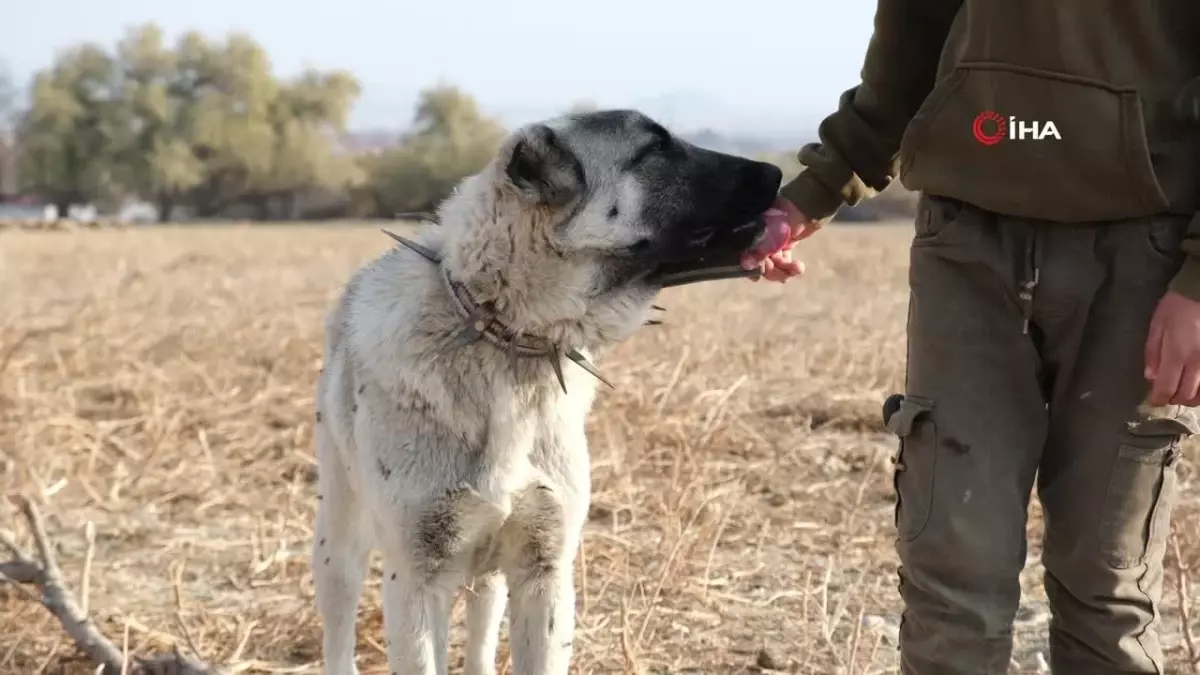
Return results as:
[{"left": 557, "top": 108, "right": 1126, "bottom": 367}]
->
[{"left": 645, "top": 214, "right": 790, "bottom": 288}]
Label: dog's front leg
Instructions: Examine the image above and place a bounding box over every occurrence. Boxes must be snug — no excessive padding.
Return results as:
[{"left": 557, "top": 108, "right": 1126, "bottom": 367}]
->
[
  {"left": 464, "top": 572, "right": 507, "bottom": 675},
  {"left": 381, "top": 563, "right": 455, "bottom": 675},
  {"left": 506, "top": 564, "right": 576, "bottom": 675},
  {"left": 502, "top": 485, "right": 578, "bottom": 675}
]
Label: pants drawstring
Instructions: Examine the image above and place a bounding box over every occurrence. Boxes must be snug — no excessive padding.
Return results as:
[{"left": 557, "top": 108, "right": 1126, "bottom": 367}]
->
[{"left": 1020, "top": 226, "right": 1041, "bottom": 335}]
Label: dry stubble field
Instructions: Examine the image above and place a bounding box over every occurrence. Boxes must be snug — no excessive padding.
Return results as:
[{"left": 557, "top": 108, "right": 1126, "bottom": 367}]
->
[{"left": 1, "top": 221, "right": 1198, "bottom": 675}]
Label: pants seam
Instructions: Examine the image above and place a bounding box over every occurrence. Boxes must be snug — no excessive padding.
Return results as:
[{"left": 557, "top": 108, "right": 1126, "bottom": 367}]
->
[
  {"left": 1133, "top": 557, "right": 1163, "bottom": 674},
  {"left": 1132, "top": 440, "right": 1178, "bottom": 675}
]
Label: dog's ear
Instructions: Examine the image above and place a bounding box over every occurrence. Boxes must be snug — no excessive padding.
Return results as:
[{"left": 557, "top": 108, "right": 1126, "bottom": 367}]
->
[{"left": 503, "top": 124, "right": 583, "bottom": 207}]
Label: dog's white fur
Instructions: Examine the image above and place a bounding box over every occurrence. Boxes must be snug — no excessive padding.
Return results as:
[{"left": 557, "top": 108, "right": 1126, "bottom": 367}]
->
[
  {"left": 312, "top": 116, "right": 662, "bottom": 675},
  {"left": 312, "top": 110, "right": 779, "bottom": 675}
]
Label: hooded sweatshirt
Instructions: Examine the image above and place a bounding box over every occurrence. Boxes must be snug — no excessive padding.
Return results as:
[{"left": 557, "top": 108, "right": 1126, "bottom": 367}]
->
[{"left": 780, "top": 0, "right": 1200, "bottom": 297}]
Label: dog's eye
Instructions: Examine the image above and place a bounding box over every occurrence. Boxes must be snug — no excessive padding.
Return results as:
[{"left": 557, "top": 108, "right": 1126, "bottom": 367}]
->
[
  {"left": 630, "top": 136, "right": 673, "bottom": 167},
  {"left": 648, "top": 136, "right": 678, "bottom": 160},
  {"left": 629, "top": 238, "right": 652, "bottom": 253}
]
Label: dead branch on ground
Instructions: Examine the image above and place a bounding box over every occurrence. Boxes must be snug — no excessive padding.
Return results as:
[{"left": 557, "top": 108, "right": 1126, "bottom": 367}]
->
[{"left": 0, "top": 495, "right": 225, "bottom": 674}]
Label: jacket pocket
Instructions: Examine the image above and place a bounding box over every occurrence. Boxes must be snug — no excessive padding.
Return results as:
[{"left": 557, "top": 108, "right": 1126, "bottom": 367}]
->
[
  {"left": 883, "top": 393, "right": 937, "bottom": 543},
  {"left": 912, "top": 194, "right": 966, "bottom": 245},
  {"left": 898, "top": 62, "right": 1170, "bottom": 223},
  {"left": 1143, "top": 214, "right": 1190, "bottom": 264}
]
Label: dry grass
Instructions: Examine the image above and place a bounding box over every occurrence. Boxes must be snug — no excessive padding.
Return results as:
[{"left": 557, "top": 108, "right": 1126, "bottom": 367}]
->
[{"left": 0, "top": 221, "right": 1197, "bottom": 675}]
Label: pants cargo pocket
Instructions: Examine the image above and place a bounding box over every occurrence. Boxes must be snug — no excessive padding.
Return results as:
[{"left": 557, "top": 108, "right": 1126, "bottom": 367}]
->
[
  {"left": 883, "top": 393, "right": 937, "bottom": 543},
  {"left": 1098, "top": 416, "right": 1192, "bottom": 570}
]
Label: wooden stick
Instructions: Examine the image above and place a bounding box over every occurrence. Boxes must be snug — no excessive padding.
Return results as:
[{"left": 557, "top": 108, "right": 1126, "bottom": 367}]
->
[
  {"left": 14, "top": 496, "right": 126, "bottom": 669},
  {"left": 1, "top": 496, "right": 223, "bottom": 674}
]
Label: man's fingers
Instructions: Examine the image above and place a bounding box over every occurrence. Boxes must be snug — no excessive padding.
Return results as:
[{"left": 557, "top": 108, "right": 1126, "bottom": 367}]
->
[
  {"left": 763, "top": 261, "right": 788, "bottom": 283},
  {"left": 737, "top": 245, "right": 806, "bottom": 283},
  {"left": 773, "top": 261, "right": 803, "bottom": 277},
  {"left": 764, "top": 247, "right": 806, "bottom": 281},
  {"left": 793, "top": 221, "right": 818, "bottom": 242},
  {"left": 1173, "top": 364, "right": 1200, "bottom": 406},
  {"left": 772, "top": 195, "right": 819, "bottom": 243},
  {"left": 759, "top": 258, "right": 776, "bottom": 282},
  {"left": 1145, "top": 311, "right": 1165, "bottom": 380},
  {"left": 771, "top": 256, "right": 805, "bottom": 278},
  {"left": 1148, "top": 347, "right": 1184, "bottom": 406},
  {"left": 744, "top": 195, "right": 816, "bottom": 282}
]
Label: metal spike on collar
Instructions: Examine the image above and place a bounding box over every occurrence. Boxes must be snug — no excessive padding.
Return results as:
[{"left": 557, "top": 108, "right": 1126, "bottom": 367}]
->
[
  {"left": 644, "top": 319, "right": 663, "bottom": 326},
  {"left": 548, "top": 347, "right": 568, "bottom": 394},
  {"left": 381, "top": 229, "right": 441, "bottom": 264},
  {"left": 566, "top": 349, "right": 614, "bottom": 389},
  {"left": 652, "top": 305, "right": 666, "bottom": 311}
]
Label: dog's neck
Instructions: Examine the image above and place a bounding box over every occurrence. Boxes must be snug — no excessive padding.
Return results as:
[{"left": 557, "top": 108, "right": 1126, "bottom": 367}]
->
[
  {"left": 381, "top": 229, "right": 612, "bottom": 392},
  {"left": 440, "top": 265, "right": 559, "bottom": 358}
]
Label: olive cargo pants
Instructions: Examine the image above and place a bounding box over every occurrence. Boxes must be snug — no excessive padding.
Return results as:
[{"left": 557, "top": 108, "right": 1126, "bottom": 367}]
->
[{"left": 884, "top": 195, "right": 1198, "bottom": 674}]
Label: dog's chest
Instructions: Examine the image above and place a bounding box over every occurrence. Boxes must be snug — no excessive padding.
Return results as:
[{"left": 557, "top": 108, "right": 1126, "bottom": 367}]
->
[{"left": 489, "top": 375, "right": 592, "bottom": 469}]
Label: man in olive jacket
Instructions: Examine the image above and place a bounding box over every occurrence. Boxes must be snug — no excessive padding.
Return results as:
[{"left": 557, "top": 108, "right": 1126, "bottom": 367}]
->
[{"left": 741, "top": 1, "right": 1200, "bottom": 673}]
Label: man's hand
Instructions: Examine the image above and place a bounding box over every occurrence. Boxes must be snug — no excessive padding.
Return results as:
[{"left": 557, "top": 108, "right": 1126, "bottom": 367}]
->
[
  {"left": 1144, "top": 290, "right": 1200, "bottom": 406},
  {"left": 740, "top": 195, "right": 819, "bottom": 283}
]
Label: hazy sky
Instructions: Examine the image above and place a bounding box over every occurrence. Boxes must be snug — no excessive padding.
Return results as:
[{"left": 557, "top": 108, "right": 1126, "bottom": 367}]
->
[{"left": 6, "top": 0, "right": 878, "bottom": 134}]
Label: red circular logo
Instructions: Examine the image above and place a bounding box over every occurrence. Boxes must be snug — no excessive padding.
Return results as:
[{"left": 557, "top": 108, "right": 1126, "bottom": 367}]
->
[{"left": 972, "top": 110, "right": 1006, "bottom": 145}]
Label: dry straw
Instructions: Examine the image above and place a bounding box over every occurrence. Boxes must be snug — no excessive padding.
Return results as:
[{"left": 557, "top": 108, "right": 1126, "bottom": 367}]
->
[{"left": 0, "top": 222, "right": 1196, "bottom": 673}]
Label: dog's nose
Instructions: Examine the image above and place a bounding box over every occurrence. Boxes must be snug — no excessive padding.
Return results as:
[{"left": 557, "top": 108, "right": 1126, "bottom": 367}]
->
[
  {"left": 753, "top": 160, "right": 783, "bottom": 189},
  {"left": 733, "top": 160, "right": 783, "bottom": 211},
  {"left": 735, "top": 159, "right": 783, "bottom": 193}
]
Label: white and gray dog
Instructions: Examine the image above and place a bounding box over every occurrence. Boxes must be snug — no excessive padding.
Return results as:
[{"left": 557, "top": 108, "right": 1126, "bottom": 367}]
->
[{"left": 312, "top": 109, "right": 783, "bottom": 675}]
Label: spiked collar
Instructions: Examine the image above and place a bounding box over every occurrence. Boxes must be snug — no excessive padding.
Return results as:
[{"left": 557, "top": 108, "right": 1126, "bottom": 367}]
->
[
  {"left": 381, "top": 229, "right": 618, "bottom": 393},
  {"left": 441, "top": 269, "right": 557, "bottom": 358}
]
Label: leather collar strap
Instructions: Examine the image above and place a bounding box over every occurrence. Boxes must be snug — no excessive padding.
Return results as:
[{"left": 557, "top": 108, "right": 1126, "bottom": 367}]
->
[{"left": 379, "top": 229, "right": 615, "bottom": 392}]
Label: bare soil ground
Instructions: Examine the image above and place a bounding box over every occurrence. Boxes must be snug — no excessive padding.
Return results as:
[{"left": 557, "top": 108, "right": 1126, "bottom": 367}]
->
[{"left": 1, "top": 222, "right": 1197, "bottom": 674}]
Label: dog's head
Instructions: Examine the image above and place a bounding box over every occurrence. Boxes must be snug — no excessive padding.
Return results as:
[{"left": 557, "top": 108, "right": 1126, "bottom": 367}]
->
[{"left": 437, "top": 109, "right": 783, "bottom": 347}]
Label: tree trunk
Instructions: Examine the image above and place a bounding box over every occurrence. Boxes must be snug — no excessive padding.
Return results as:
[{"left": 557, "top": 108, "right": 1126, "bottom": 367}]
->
[
  {"left": 157, "top": 194, "right": 174, "bottom": 223},
  {"left": 192, "top": 177, "right": 224, "bottom": 218},
  {"left": 286, "top": 192, "right": 300, "bottom": 220},
  {"left": 254, "top": 194, "right": 271, "bottom": 221}
]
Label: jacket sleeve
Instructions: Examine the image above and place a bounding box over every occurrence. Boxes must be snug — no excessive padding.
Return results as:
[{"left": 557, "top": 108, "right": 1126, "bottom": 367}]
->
[{"left": 779, "top": 0, "right": 964, "bottom": 223}]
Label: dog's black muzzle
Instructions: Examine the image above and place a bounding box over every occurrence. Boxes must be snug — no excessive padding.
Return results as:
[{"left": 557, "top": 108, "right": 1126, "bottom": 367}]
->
[
  {"left": 647, "top": 215, "right": 770, "bottom": 287},
  {"left": 646, "top": 157, "right": 783, "bottom": 288}
]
